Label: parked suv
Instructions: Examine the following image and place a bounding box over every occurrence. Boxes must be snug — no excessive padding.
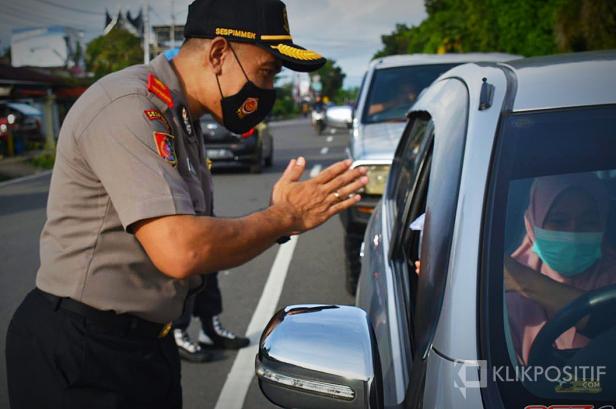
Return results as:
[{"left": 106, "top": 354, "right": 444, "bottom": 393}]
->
[
  {"left": 341, "top": 53, "right": 519, "bottom": 295},
  {"left": 256, "top": 51, "right": 616, "bottom": 409}
]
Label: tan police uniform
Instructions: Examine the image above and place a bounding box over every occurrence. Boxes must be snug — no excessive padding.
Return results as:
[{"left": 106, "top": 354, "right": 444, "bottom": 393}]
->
[{"left": 36, "top": 54, "right": 212, "bottom": 324}]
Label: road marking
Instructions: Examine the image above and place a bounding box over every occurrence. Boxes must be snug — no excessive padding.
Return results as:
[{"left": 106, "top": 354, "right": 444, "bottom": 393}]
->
[
  {"left": 214, "top": 235, "right": 299, "bottom": 409},
  {"left": 326, "top": 136, "right": 333, "bottom": 143},
  {"left": 309, "top": 164, "right": 322, "bottom": 178},
  {"left": 320, "top": 147, "right": 329, "bottom": 155},
  {"left": 0, "top": 170, "right": 52, "bottom": 189}
]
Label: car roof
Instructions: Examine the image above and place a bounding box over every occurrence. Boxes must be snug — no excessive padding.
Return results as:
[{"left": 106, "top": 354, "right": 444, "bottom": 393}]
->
[
  {"left": 501, "top": 50, "right": 616, "bottom": 112},
  {"left": 5, "top": 102, "right": 41, "bottom": 116},
  {"left": 368, "top": 53, "right": 520, "bottom": 70}
]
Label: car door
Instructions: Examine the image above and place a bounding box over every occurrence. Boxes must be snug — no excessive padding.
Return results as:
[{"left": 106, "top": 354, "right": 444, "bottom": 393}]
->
[
  {"left": 357, "top": 113, "right": 434, "bottom": 408},
  {"left": 395, "top": 78, "right": 470, "bottom": 409}
]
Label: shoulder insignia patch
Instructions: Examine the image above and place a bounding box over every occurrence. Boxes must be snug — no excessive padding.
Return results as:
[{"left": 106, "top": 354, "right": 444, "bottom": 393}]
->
[
  {"left": 144, "top": 109, "right": 172, "bottom": 132},
  {"left": 153, "top": 131, "right": 177, "bottom": 166},
  {"left": 147, "top": 73, "right": 174, "bottom": 109}
]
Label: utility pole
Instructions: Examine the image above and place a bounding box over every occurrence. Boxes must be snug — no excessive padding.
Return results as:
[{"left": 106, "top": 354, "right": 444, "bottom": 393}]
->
[
  {"left": 144, "top": 0, "right": 151, "bottom": 63},
  {"left": 170, "top": 0, "right": 175, "bottom": 47}
]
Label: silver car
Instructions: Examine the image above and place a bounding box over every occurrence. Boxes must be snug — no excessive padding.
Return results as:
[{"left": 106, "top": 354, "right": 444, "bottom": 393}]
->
[
  {"left": 341, "top": 53, "right": 519, "bottom": 296},
  {"left": 256, "top": 50, "right": 616, "bottom": 409}
]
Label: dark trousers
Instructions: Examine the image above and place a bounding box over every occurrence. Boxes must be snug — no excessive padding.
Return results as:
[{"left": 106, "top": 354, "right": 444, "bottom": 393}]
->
[
  {"left": 174, "top": 272, "right": 222, "bottom": 331},
  {"left": 6, "top": 289, "right": 182, "bottom": 409}
]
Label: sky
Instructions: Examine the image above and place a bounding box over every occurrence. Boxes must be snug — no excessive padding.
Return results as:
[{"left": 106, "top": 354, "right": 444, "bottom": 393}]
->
[{"left": 0, "top": 0, "right": 427, "bottom": 87}]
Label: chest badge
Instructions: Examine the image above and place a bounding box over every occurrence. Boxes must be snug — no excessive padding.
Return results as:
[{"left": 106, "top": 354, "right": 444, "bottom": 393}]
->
[
  {"left": 153, "top": 131, "right": 177, "bottom": 167},
  {"left": 178, "top": 105, "right": 193, "bottom": 137},
  {"left": 237, "top": 97, "right": 259, "bottom": 119},
  {"left": 144, "top": 109, "right": 172, "bottom": 132}
]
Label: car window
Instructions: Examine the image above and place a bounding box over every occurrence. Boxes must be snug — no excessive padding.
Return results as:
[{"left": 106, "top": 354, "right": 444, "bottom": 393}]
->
[
  {"left": 483, "top": 105, "right": 616, "bottom": 405},
  {"left": 387, "top": 112, "right": 434, "bottom": 247},
  {"left": 361, "top": 64, "right": 458, "bottom": 125},
  {"left": 386, "top": 115, "right": 433, "bottom": 223},
  {"left": 392, "top": 145, "right": 432, "bottom": 354},
  {"left": 412, "top": 79, "right": 469, "bottom": 360}
]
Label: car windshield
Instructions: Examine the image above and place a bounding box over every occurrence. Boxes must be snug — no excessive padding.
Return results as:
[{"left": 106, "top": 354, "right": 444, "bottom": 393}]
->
[
  {"left": 362, "top": 64, "right": 457, "bottom": 124},
  {"left": 7, "top": 102, "right": 41, "bottom": 116},
  {"left": 486, "top": 105, "right": 616, "bottom": 404}
]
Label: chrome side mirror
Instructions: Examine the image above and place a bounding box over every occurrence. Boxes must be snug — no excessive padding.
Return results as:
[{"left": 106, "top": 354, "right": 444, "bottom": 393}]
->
[
  {"left": 326, "top": 105, "right": 353, "bottom": 129},
  {"left": 256, "top": 305, "right": 383, "bottom": 409}
]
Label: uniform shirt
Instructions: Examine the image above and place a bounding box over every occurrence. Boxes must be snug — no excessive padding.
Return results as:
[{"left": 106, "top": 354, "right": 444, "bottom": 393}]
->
[{"left": 36, "top": 54, "right": 213, "bottom": 323}]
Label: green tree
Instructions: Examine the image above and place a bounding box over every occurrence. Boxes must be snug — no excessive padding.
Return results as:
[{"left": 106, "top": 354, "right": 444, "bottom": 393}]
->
[
  {"left": 374, "top": 0, "right": 616, "bottom": 58},
  {"left": 271, "top": 82, "right": 299, "bottom": 119},
  {"left": 313, "top": 60, "right": 346, "bottom": 100},
  {"left": 333, "top": 87, "right": 360, "bottom": 105},
  {"left": 554, "top": 0, "right": 616, "bottom": 52},
  {"left": 86, "top": 28, "right": 143, "bottom": 78}
]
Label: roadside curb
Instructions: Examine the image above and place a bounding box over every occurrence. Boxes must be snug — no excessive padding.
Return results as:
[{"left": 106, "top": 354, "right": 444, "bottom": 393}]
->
[{"left": 0, "top": 170, "right": 52, "bottom": 189}]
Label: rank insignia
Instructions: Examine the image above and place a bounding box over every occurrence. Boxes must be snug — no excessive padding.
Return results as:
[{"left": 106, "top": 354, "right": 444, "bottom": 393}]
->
[
  {"left": 178, "top": 105, "right": 193, "bottom": 136},
  {"left": 144, "top": 109, "right": 172, "bottom": 132},
  {"left": 153, "top": 131, "right": 177, "bottom": 166},
  {"left": 236, "top": 97, "right": 259, "bottom": 119},
  {"left": 147, "top": 73, "right": 174, "bottom": 109}
]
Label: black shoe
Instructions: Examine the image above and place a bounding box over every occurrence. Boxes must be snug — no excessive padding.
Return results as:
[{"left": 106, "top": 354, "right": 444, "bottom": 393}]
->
[
  {"left": 173, "top": 329, "right": 218, "bottom": 363},
  {"left": 198, "top": 315, "right": 250, "bottom": 350}
]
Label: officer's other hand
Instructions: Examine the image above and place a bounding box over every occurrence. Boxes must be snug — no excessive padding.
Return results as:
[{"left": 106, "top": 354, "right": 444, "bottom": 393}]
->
[{"left": 271, "top": 157, "right": 368, "bottom": 234}]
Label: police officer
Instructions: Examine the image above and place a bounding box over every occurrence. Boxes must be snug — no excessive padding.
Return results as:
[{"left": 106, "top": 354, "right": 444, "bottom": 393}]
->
[
  {"left": 6, "top": 0, "right": 368, "bottom": 408},
  {"left": 173, "top": 273, "right": 250, "bottom": 363}
]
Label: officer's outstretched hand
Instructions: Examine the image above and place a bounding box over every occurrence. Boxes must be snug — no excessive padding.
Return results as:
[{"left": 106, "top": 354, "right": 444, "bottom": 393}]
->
[{"left": 271, "top": 157, "right": 368, "bottom": 234}]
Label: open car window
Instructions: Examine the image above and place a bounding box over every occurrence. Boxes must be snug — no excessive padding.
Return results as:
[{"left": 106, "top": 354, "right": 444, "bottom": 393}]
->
[{"left": 483, "top": 105, "right": 616, "bottom": 405}]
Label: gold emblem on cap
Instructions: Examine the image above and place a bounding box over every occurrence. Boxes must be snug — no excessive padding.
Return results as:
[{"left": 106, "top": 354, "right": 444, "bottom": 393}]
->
[{"left": 271, "top": 44, "right": 323, "bottom": 61}]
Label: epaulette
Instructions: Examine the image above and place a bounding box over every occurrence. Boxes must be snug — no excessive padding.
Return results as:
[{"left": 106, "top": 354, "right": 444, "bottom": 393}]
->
[{"left": 147, "top": 73, "right": 174, "bottom": 109}]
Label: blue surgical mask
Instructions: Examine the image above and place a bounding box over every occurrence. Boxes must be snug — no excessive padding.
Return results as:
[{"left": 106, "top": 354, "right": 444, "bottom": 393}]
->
[{"left": 532, "top": 226, "right": 603, "bottom": 277}]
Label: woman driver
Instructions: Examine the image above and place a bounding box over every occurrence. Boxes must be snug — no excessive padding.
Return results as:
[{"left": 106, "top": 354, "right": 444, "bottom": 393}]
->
[{"left": 505, "top": 173, "right": 616, "bottom": 364}]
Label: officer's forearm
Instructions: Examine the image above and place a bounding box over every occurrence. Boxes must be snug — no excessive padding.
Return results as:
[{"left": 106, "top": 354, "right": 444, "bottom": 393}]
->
[{"left": 134, "top": 206, "right": 292, "bottom": 279}]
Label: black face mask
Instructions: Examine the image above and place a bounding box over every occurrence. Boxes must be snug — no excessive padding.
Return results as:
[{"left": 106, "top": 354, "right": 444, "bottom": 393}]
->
[{"left": 216, "top": 47, "right": 276, "bottom": 134}]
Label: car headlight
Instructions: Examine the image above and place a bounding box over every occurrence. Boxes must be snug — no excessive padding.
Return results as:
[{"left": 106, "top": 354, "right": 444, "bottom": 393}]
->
[{"left": 362, "top": 165, "right": 390, "bottom": 195}]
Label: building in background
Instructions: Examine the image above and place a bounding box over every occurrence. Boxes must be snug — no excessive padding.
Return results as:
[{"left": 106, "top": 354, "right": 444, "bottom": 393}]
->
[
  {"left": 104, "top": 10, "right": 143, "bottom": 37},
  {"left": 152, "top": 25, "right": 184, "bottom": 55},
  {"left": 11, "top": 26, "right": 83, "bottom": 69},
  {"left": 103, "top": 9, "right": 183, "bottom": 57}
]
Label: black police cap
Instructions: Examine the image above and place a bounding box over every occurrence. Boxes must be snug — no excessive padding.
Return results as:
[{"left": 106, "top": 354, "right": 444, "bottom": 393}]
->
[{"left": 184, "top": 0, "right": 326, "bottom": 72}]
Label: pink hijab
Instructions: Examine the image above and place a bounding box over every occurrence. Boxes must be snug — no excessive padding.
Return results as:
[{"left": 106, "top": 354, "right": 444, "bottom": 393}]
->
[{"left": 506, "top": 173, "right": 616, "bottom": 364}]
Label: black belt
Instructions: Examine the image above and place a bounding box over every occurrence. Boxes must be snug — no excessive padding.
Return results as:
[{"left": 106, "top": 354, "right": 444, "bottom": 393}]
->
[{"left": 35, "top": 288, "right": 173, "bottom": 338}]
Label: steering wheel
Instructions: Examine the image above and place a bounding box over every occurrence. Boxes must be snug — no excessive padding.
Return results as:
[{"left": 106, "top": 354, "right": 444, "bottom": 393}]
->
[{"left": 528, "top": 283, "right": 616, "bottom": 367}]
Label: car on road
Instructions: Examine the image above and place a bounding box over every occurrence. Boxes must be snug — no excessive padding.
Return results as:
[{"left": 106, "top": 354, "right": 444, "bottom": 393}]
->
[
  {"left": 0, "top": 102, "right": 44, "bottom": 151},
  {"left": 201, "top": 113, "right": 273, "bottom": 173},
  {"left": 256, "top": 50, "right": 616, "bottom": 409},
  {"left": 341, "top": 53, "right": 519, "bottom": 295}
]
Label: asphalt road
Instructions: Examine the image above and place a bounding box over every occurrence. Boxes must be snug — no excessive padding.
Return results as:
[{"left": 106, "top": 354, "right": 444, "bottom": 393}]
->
[{"left": 0, "top": 118, "right": 355, "bottom": 409}]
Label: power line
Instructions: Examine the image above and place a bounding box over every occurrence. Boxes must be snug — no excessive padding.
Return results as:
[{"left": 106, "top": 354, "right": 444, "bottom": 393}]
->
[
  {"left": 30, "top": 0, "right": 106, "bottom": 16},
  {"left": 1, "top": 3, "right": 100, "bottom": 32}
]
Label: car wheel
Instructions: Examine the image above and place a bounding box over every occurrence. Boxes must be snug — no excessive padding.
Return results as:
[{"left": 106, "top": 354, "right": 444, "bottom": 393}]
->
[
  {"left": 250, "top": 151, "right": 263, "bottom": 174},
  {"left": 344, "top": 234, "right": 363, "bottom": 296},
  {"left": 265, "top": 145, "right": 273, "bottom": 167}
]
